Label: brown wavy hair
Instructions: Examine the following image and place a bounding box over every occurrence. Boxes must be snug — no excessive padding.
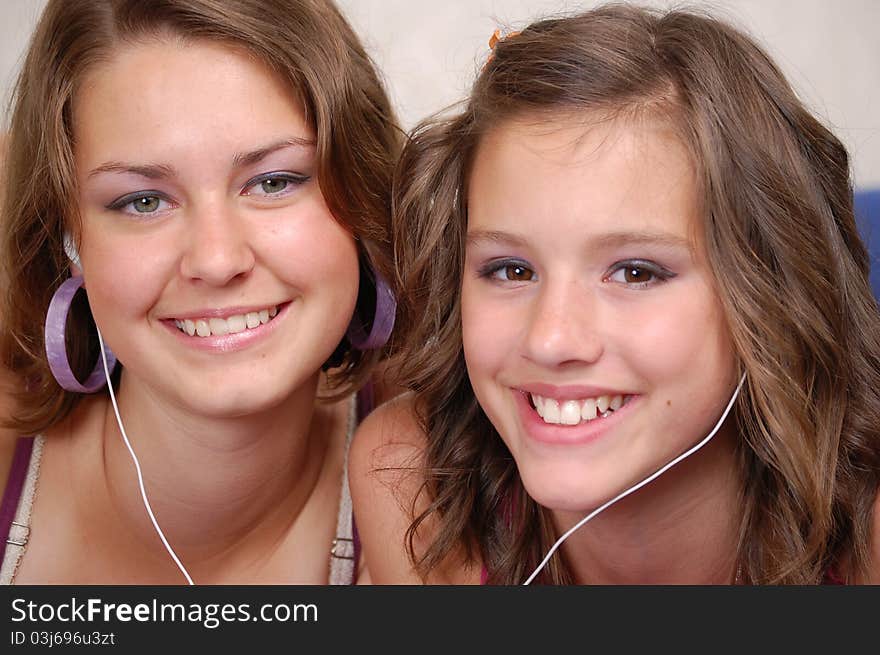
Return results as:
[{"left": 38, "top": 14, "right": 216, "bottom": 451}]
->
[
  {"left": 1, "top": 0, "right": 400, "bottom": 434},
  {"left": 392, "top": 3, "right": 880, "bottom": 584}
]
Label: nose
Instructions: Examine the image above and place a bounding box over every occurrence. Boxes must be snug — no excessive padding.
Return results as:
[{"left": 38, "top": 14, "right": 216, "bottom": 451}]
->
[
  {"left": 522, "top": 277, "right": 604, "bottom": 368},
  {"left": 178, "top": 200, "right": 255, "bottom": 286}
]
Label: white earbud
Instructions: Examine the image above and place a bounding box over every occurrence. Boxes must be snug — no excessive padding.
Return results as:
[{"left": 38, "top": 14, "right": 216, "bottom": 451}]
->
[{"left": 63, "top": 231, "right": 81, "bottom": 267}]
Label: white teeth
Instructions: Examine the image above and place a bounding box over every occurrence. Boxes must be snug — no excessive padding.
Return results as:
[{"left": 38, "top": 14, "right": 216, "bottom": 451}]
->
[
  {"left": 543, "top": 399, "right": 560, "bottom": 423},
  {"left": 529, "top": 392, "right": 629, "bottom": 426},
  {"left": 560, "top": 400, "right": 581, "bottom": 425},
  {"left": 208, "top": 317, "right": 229, "bottom": 336},
  {"left": 175, "top": 305, "right": 279, "bottom": 337},
  {"left": 534, "top": 395, "right": 545, "bottom": 418},
  {"left": 226, "top": 314, "right": 247, "bottom": 334},
  {"left": 581, "top": 398, "right": 597, "bottom": 421}
]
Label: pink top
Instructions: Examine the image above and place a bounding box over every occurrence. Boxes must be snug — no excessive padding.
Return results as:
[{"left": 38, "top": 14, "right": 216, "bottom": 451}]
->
[{"left": 0, "top": 437, "right": 34, "bottom": 548}]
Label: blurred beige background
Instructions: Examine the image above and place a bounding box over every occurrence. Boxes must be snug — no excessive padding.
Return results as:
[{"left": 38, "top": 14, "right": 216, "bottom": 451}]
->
[{"left": 2, "top": 0, "right": 878, "bottom": 188}]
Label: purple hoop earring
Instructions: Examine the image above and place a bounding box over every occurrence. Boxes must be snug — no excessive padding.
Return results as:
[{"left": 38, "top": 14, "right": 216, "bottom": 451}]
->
[
  {"left": 346, "top": 265, "right": 396, "bottom": 351},
  {"left": 45, "top": 276, "right": 117, "bottom": 393}
]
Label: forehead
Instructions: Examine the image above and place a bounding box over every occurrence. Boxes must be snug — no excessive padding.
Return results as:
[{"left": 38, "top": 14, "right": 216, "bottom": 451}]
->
[
  {"left": 71, "top": 37, "right": 310, "bottom": 166},
  {"left": 467, "top": 113, "right": 700, "bottom": 242}
]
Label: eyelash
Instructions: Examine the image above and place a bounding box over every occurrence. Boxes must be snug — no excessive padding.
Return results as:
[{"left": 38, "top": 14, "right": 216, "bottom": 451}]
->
[
  {"left": 604, "top": 259, "right": 676, "bottom": 288},
  {"left": 477, "top": 258, "right": 536, "bottom": 283},
  {"left": 106, "top": 190, "right": 173, "bottom": 216},
  {"left": 476, "top": 258, "right": 676, "bottom": 288},
  {"left": 105, "top": 172, "right": 311, "bottom": 216},
  {"left": 241, "top": 171, "right": 311, "bottom": 198}
]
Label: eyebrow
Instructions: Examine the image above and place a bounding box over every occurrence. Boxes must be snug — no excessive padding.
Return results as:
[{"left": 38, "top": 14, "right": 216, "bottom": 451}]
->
[
  {"left": 590, "top": 231, "right": 693, "bottom": 251},
  {"left": 87, "top": 136, "right": 316, "bottom": 179},
  {"left": 87, "top": 161, "right": 175, "bottom": 180},
  {"left": 231, "top": 136, "right": 315, "bottom": 169},
  {"left": 466, "top": 229, "right": 693, "bottom": 251},
  {"left": 466, "top": 230, "right": 529, "bottom": 248}
]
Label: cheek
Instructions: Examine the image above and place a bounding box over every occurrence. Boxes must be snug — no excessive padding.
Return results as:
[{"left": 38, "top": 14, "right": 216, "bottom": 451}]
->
[
  {"left": 79, "top": 224, "right": 173, "bottom": 320},
  {"left": 259, "top": 204, "right": 360, "bottom": 308},
  {"left": 461, "top": 280, "right": 504, "bottom": 379},
  {"left": 460, "top": 281, "right": 531, "bottom": 418},
  {"left": 630, "top": 285, "right": 736, "bottom": 406},
  {"left": 461, "top": 285, "right": 516, "bottom": 440}
]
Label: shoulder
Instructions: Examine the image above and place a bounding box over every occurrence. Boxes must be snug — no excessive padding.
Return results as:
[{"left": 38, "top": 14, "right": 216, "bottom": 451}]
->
[
  {"left": 351, "top": 391, "right": 425, "bottom": 469},
  {"left": 349, "top": 392, "right": 481, "bottom": 584},
  {"left": 348, "top": 393, "right": 424, "bottom": 583},
  {"left": 348, "top": 393, "right": 443, "bottom": 583},
  {"left": 349, "top": 391, "right": 430, "bottom": 523},
  {"left": 349, "top": 392, "right": 426, "bottom": 566}
]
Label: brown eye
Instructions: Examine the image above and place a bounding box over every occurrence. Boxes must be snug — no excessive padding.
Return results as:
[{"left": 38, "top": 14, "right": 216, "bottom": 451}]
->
[
  {"left": 607, "top": 260, "right": 672, "bottom": 288},
  {"left": 479, "top": 259, "right": 538, "bottom": 283},
  {"left": 504, "top": 264, "right": 534, "bottom": 281},
  {"left": 622, "top": 266, "right": 654, "bottom": 284}
]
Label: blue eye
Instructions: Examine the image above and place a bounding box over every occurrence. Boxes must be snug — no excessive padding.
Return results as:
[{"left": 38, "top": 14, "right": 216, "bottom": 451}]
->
[
  {"left": 606, "top": 260, "right": 674, "bottom": 288},
  {"left": 243, "top": 172, "right": 310, "bottom": 197}
]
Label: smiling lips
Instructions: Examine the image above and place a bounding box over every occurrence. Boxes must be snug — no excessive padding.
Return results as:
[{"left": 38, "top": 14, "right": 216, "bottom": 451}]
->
[
  {"left": 529, "top": 392, "right": 631, "bottom": 426},
  {"left": 173, "top": 305, "right": 279, "bottom": 337}
]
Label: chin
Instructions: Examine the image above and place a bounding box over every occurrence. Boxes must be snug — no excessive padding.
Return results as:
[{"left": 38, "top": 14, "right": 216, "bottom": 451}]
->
[
  {"left": 525, "top": 488, "right": 602, "bottom": 515},
  {"left": 518, "top": 465, "right": 609, "bottom": 515},
  {"left": 176, "top": 383, "right": 298, "bottom": 419}
]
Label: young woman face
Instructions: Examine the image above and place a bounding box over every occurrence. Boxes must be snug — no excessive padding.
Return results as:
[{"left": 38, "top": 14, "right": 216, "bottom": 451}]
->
[
  {"left": 73, "top": 38, "right": 359, "bottom": 417},
  {"left": 462, "top": 116, "right": 739, "bottom": 513}
]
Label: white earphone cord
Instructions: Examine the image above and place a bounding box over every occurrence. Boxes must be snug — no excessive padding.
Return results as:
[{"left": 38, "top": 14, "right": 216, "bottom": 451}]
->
[
  {"left": 97, "top": 328, "right": 195, "bottom": 585},
  {"left": 523, "top": 372, "right": 747, "bottom": 585}
]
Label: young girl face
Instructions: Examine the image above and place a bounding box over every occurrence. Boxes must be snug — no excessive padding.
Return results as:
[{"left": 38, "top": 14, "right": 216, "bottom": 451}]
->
[
  {"left": 73, "top": 39, "right": 359, "bottom": 417},
  {"left": 462, "top": 116, "right": 738, "bottom": 513}
]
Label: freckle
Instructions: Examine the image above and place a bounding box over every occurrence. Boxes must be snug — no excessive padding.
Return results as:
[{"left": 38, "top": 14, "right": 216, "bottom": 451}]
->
[{"left": 666, "top": 400, "right": 672, "bottom": 407}]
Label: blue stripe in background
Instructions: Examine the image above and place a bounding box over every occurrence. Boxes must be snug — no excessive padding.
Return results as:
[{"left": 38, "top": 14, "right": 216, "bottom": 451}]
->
[{"left": 855, "top": 189, "right": 880, "bottom": 300}]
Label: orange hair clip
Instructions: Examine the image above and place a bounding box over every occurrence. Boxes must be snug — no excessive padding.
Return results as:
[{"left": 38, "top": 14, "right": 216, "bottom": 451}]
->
[
  {"left": 485, "top": 28, "right": 520, "bottom": 69},
  {"left": 488, "top": 28, "right": 502, "bottom": 50},
  {"left": 489, "top": 28, "right": 520, "bottom": 50}
]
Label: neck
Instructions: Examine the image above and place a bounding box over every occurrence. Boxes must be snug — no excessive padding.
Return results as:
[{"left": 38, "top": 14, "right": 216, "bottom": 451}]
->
[
  {"left": 554, "top": 427, "right": 743, "bottom": 584},
  {"left": 99, "top": 370, "right": 334, "bottom": 573}
]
